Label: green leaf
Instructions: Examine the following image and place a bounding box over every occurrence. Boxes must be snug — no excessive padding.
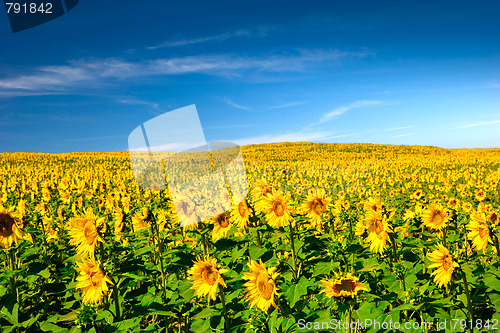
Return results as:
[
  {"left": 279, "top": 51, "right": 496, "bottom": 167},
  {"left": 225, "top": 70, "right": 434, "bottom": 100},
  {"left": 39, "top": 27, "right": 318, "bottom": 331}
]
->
[
  {"left": 285, "top": 277, "right": 309, "bottom": 308},
  {"left": 192, "top": 308, "right": 220, "bottom": 320},
  {"left": 249, "top": 244, "right": 267, "bottom": 260},
  {"left": 39, "top": 322, "right": 67, "bottom": 332},
  {"left": 484, "top": 273, "right": 500, "bottom": 291},
  {"left": 0, "top": 305, "right": 18, "bottom": 325}
]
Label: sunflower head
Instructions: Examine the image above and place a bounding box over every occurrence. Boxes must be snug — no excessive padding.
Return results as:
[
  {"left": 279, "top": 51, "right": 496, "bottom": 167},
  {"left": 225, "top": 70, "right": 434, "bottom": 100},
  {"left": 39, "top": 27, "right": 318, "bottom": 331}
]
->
[
  {"left": 188, "top": 257, "right": 227, "bottom": 302},
  {"left": 0, "top": 206, "right": 25, "bottom": 249},
  {"left": 76, "top": 258, "right": 113, "bottom": 305},
  {"left": 467, "top": 211, "right": 492, "bottom": 253},
  {"left": 427, "top": 244, "right": 459, "bottom": 287},
  {"left": 262, "top": 190, "right": 294, "bottom": 229},
  {"left": 242, "top": 260, "right": 279, "bottom": 312},
  {"left": 212, "top": 213, "right": 232, "bottom": 241},
  {"left": 68, "top": 208, "right": 105, "bottom": 258},
  {"left": 320, "top": 273, "right": 368, "bottom": 298},
  {"left": 422, "top": 204, "right": 450, "bottom": 231}
]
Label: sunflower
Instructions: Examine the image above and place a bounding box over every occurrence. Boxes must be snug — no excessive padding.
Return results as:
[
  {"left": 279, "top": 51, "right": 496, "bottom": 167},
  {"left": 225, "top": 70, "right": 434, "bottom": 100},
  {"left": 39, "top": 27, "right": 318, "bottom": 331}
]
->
[
  {"left": 487, "top": 211, "right": 499, "bottom": 226},
  {"left": 187, "top": 257, "right": 227, "bottom": 302},
  {"left": 231, "top": 200, "right": 252, "bottom": 230},
  {"left": 173, "top": 195, "right": 202, "bottom": 228},
  {"left": 475, "top": 189, "right": 486, "bottom": 201},
  {"left": 251, "top": 178, "right": 274, "bottom": 213},
  {"left": 299, "top": 189, "right": 331, "bottom": 230},
  {"left": 462, "top": 202, "right": 473, "bottom": 213},
  {"left": 320, "top": 273, "right": 368, "bottom": 298},
  {"left": 68, "top": 208, "right": 105, "bottom": 258},
  {"left": 0, "top": 206, "right": 25, "bottom": 249},
  {"left": 75, "top": 258, "right": 113, "bottom": 305},
  {"left": 212, "top": 213, "right": 232, "bottom": 241},
  {"left": 363, "top": 210, "right": 392, "bottom": 254},
  {"left": 467, "top": 211, "right": 492, "bottom": 252},
  {"left": 422, "top": 204, "right": 450, "bottom": 231},
  {"left": 448, "top": 198, "right": 459, "bottom": 209},
  {"left": 411, "top": 190, "right": 423, "bottom": 200},
  {"left": 262, "top": 190, "right": 294, "bottom": 228},
  {"left": 427, "top": 244, "right": 458, "bottom": 288},
  {"left": 242, "top": 260, "right": 278, "bottom": 312},
  {"left": 132, "top": 207, "right": 149, "bottom": 232}
]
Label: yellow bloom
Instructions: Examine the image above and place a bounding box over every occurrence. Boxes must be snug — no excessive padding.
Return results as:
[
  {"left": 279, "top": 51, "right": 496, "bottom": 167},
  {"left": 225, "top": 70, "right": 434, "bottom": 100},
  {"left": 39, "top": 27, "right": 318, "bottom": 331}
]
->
[
  {"left": 0, "top": 206, "right": 25, "bottom": 249},
  {"left": 68, "top": 208, "right": 104, "bottom": 258},
  {"left": 75, "top": 259, "right": 113, "bottom": 305},
  {"left": 251, "top": 178, "right": 274, "bottom": 213},
  {"left": 299, "top": 189, "right": 331, "bottom": 230},
  {"left": 364, "top": 210, "right": 392, "bottom": 254},
  {"left": 231, "top": 200, "right": 252, "bottom": 230},
  {"left": 427, "top": 244, "right": 458, "bottom": 288},
  {"left": 132, "top": 207, "right": 149, "bottom": 232},
  {"left": 242, "top": 260, "right": 278, "bottom": 312},
  {"left": 467, "top": 211, "right": 492, "bottom": 253},
  {"left": 187, "top": 257, "right": 227, "bottom": 302},
  {"left": 262, "top": 190, "right": 294, "bottom": 228},
  {"left": 422, "top": 204, "right": 450, "bottom": 231},
  {"left": 487, "top": 211, "right": 499, "bottom": 226},
  {"left": 321, "top": 273, "right": 367, "bottom": 298},
  {"left": 212, "top": 213, "right": 232, "bottom": 241}
]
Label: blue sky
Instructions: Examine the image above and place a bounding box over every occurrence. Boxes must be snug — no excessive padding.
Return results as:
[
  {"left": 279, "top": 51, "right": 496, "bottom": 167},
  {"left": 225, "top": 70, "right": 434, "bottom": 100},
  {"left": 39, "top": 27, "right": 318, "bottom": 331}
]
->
[{"left": 0, "top": 0, "right": 499, "bottom": 152}]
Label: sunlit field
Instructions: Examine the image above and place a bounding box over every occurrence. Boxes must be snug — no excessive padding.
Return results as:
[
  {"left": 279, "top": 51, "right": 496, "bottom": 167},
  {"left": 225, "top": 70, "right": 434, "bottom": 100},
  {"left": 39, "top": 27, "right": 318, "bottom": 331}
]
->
[{"left": 1, "top": 142, "right": 500, "bottom": 332}]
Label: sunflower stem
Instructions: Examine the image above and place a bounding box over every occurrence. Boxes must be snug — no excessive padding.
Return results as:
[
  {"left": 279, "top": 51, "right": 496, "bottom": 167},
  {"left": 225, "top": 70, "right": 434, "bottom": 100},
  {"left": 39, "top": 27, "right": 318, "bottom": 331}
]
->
[
  {"left": 36, "top": 214, "right": 49, "bottom": 263},
  {"left": 288, "top": 221, "right": 298, "bottom": 281},
  {"left": 459, "top": 264, "right": 473, "bottom": 328},
  {"left": 256, "top": 228, "right": 262, "bottom": 248},
  {"left": 347, "top": 304, "right": 353, "bottom": 333},
  {"left": 8, "top": 247, "right": 19, "bottom": 303},
  {"left": 388, "top": 232, "right": 398, "bottom": 262},
  {"left": 201, "top": 230, "right": 208, "bottom": 257},
  {"left": 220, "top": 287, "right": 231, "bottom": 333},
  {"left": 151, "top": 214, "right": 168, "bottom": 302},
  {"left": 112, "top": 284, "right": 121, "bottom": 320}
]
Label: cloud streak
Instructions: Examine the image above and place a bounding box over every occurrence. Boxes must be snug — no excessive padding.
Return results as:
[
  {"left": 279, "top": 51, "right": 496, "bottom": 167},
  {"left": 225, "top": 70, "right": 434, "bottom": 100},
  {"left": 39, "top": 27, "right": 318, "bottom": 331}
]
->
[
  {"left": 223, "top": 98, "right": 252, "bottom": 111},
  {"left": 0, "top": 49, "right": 374, "bottom": 92},
  {"left": 391, "top": 133, "right": 416, "bottom": 138},
  {"left": 319, "top": 100, "right": 383, "bottom": 123},
  {"left": 147, "top": 30, "right": 253, "bottom": 49},
  {"left": 453, "top": 120, "right": 500, "bottom": 129}
]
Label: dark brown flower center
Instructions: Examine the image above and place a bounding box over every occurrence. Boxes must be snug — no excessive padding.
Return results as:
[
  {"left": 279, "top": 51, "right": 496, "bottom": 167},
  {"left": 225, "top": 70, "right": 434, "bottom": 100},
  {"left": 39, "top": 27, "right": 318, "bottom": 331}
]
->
[
  {"left": 202, "top": 267, "right": 217, "bottom": 285},
  {"left": 334, "top": 278, "right": 356, "bottom": 293},
  {"left": 443, "top": 255, "right": 453, "bottom": 271},
  {"left": 312, "top": 199, "right": 326, "bottom": 214},
  {"left": 432, "top": 211, "right": 444, "bottom": 225},
  {"left": 84, "top": 222, "right": 97, "bottom": 245},
  {"left": 257, "top": 273, "right": 273, "bottom": 300},
  {"left": 0, "top": 213, "right": 15, "bottom": 237},
  {"left": 273, "top": 202, "right": 285, "bottom": 217},
  {"left": 238, "top": 202, "right": 248, "bottom": 217}
]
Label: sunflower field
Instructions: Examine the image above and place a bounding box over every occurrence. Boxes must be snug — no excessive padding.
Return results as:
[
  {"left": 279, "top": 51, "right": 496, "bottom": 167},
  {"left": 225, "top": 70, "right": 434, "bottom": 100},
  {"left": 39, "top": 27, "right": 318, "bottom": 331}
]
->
[{"left": 1, "top": 142, "right": 500, "bottom": 333}]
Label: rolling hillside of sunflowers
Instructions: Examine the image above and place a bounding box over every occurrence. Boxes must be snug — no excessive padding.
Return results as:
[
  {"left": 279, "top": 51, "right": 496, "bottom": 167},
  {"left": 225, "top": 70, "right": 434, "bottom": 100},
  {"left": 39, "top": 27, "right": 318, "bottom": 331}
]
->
[{"left": 1, "top": 142, "right": 500, "bottom": 333}]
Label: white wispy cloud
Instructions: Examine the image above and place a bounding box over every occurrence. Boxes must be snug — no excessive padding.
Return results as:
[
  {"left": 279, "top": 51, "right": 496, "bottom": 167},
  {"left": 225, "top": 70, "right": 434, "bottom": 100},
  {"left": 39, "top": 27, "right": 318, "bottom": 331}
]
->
[
  {"left": 223, "top": 98, "right": 252, "bottom": 111},
  {"left": 204, "top": 124, "right": 255, "bottom": 130},
  {"left": 117, "top": 98, "right": 165, "bottom": 115},
  {"left": 453, "top": 120, "right": 500, "bottom": 129},
  {"left": 319, "top": 100, "right": 383, "bottom": 123},
  {"left": 391, "top": 133, "right": 416, "bottom": 138},
  {"left": 147, "top": 30, "right": 253, "bottom": 49},
  {"left": 230, "top": 130, "right": 333, "bottom": 146},
  {"left": 0, "top": 49, "right": 374, "bottom": 92},
  {"left": 65, "top": 135, "right": 126, "bottom": 142},
  {"left": 268, "top": 101, "right": 308, "bottom": 109}
]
